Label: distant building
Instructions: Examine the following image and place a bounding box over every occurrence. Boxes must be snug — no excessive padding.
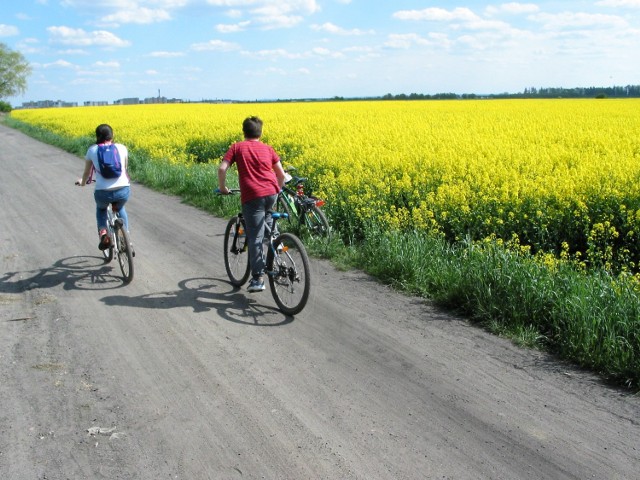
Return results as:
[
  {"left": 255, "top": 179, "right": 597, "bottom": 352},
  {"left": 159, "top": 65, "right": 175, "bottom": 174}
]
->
[
  {"left": 20, "top": 100, "right": 77, "bottom": 108},
  {"left": 142, "top": 96, "right": 184, "bottom": 104},
  {"left": 114, "top": 97, "right": 140, "bottom": 105},
  {"left": 143, "top": 96, "right": 167, "bottom": 104},
  {"left": 84, "top": 101, "right": 109, "bottom": 107}
]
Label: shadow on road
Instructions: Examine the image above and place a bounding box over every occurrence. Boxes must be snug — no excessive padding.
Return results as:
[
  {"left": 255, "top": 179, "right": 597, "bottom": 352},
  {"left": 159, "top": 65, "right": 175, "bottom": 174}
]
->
[
  {"left": 100, "top": 277, "right": 295, "bottom": 327},
  {"left": 0, "top": 255, "right": 128, "bottom": 292}
]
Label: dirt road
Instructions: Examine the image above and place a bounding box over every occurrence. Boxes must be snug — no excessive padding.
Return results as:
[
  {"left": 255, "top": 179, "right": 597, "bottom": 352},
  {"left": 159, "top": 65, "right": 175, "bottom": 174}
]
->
[{"left": 0, "top": 123, "right": 638, "bottom": 479}]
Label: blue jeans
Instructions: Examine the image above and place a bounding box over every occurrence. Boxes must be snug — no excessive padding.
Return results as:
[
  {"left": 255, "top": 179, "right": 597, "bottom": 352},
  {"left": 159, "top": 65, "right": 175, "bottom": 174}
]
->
[
  {"left": 242, "top": 194, "right": 277, "bottom": 279},
  {"left": 94, "top": 186, "right": 130, "bottom": 232}
]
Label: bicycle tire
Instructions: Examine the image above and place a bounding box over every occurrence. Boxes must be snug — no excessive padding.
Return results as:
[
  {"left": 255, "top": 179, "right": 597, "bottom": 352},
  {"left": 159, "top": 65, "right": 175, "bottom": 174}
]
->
[
  {"left": 266, "top": 232, "right": 311, "bottom": 315},
  {"left": 303, "top": 204, "right": 330, "bottom": 237},
  {"left": 116, "top": 227, "right": 134, "bottom": 283},
  {"left": 102, "top": 209, "right": 115, "bottom": 262},
  {"left": 224, "top": 216, "right": 250, "bottom": 286}
]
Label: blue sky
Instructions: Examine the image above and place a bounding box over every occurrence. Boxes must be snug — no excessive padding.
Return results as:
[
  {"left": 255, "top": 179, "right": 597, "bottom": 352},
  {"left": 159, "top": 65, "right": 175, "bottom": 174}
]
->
[{"left": 1, "top": 0, "right": 639, "bottom": 105}]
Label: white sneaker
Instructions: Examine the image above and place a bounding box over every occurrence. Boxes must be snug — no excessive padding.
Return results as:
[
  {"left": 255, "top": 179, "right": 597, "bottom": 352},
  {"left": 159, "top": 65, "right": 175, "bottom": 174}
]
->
[{"left": 247, "top": 277, "right": 265, "bottom": 292}]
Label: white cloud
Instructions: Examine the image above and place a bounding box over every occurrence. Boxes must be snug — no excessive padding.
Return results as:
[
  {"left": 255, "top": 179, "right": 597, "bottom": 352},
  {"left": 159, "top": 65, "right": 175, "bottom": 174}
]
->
[
  {"left": 311, "top": 22, "right": 374, "bottom": 35},
  {"left": 57, "top": 49, "right": 88, "bottom": 55},
  {"left": 242, "top": 48, "right": 305, "bottom": 60},
  {"left": 207, "top": 0, "right": 321, "bottom": 29},
  {"left": 216, "top": 21, "right": 251, "bottom": 33},
  {"left": 0, "top": 24, "right": 19, "bottom": 37},
  {"left": 149, "top": 51, "right": 185, "bottom": 57},
  {"left": 94, "top": 61, "right": 120, "bottom": 68},
  {"left": 102, "top": 7, "right": 172, "bottom": 25},
  {"left": 47, "top": 26, "right": 131, "bottom": 47},
  {"left": 43, "top": 59, "right": 77, "bottom": 69},
  {"left": 596, "top": 0, "right": 640, "bottom": 7},
  {"left": 190, "top": 39, "right": 241, "bottom": 51},
  {"left": 384, "top": 33, "right": 439, "bottom": 49},
  {"left": 485, "top": 3, "right": 540, "bottom": 16},
  {"left": 311, "top": 46, "right": 344, "bottom": 58},
  {"left": 530, "top": 12, "right": 629, "bottom": 30},
  {"left": 393, "top": 7, "right": 479, "bottom": 22}
]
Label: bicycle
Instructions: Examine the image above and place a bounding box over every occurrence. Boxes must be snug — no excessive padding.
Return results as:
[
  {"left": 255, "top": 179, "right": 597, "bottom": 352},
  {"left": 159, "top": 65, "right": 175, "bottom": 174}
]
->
[
  {"left": 76, "top": 169, "right": 134, "bottom": 284},
  {"left": 217, "top": 189, "right": 311, "bottom": 315},
  {"left": 101, "top": 204, "right": 135, "bottom": 284},
  {"left": 276, "top": 167, "right": 330, "bottom": 237}
]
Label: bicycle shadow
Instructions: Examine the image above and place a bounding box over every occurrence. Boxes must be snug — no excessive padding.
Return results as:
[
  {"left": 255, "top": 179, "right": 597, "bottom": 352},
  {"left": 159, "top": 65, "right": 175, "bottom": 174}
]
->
[
  {"left": 0, "top": 255, "right": 130, "bottom": 293},
  {"left": 100, "top": 277, "right": 294, "bottom": 326}
]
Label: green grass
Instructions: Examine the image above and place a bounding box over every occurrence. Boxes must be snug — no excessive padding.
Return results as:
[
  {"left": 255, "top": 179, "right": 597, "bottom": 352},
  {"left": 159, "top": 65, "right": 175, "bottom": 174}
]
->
[{"left": 5, "top": 116, "right": 639, "bottom": 391}]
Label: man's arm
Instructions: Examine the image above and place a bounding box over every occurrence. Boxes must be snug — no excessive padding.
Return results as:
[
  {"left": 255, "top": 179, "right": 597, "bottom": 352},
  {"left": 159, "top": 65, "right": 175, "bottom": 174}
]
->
[
  {"left": 218, "top": 159, "right": 231, "bottom": 194},
  {"left": 273, "top": 160, "right": 287, "bottom": 189}
]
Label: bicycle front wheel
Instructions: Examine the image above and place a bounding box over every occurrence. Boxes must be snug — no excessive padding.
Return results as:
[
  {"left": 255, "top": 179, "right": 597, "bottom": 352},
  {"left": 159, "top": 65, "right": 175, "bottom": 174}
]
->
[
  {"left": 266, "top": 232, "right": 311, "bottom": 315},
  {"left": 116, "top": 227, "right": 134, "bottom": 283},
  {"left": 224, "top": 216, "right": 250, "bottom": 286},
  {"left": 102, "top": 210, "right": 115, "bottom": 262}
]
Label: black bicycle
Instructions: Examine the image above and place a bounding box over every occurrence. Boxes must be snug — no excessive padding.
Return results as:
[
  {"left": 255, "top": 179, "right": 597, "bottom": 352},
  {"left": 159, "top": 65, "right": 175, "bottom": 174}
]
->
[
  {"left": 276, "top": 167, "right": 330, "bottom": 237},
  {"left": 218, "top": 189, "right": 311, "bottom": 315}
]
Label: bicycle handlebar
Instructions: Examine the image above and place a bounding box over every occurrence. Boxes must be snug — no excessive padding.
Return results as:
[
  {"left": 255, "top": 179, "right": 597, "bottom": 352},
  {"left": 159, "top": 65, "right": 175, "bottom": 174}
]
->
[
  {"left": 75, "top": 179, "right": 95, "bottom": 186},
  {"left": 214, "top": 187, "right": 241, "bottom": 195}
]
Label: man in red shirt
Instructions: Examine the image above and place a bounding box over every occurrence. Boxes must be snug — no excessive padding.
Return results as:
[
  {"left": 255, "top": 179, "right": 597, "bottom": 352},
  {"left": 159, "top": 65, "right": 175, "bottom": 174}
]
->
[{"left": 218, "top": 116, "right": 287, "bottom": 292}]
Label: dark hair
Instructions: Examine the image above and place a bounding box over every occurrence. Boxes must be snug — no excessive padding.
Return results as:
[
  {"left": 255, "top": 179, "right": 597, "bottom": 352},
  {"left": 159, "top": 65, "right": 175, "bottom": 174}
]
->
[
  {"left": 242, "top": 116, "right": 263, "bottom": 139},
  {"left": 96, "top": 124, "right": 113, "bottom": 143}
]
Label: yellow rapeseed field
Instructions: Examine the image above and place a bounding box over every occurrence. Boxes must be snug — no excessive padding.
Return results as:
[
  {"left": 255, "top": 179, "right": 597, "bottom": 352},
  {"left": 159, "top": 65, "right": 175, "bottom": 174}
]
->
[{"left": 11, "top": 99, "right": 640, "bottom": 271}]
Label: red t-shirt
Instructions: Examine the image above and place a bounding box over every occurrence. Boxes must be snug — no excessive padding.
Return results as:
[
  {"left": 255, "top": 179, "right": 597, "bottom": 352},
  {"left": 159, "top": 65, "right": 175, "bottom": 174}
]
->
[{"left": 223, "top": 140, "right": 281, "bottom": 203}]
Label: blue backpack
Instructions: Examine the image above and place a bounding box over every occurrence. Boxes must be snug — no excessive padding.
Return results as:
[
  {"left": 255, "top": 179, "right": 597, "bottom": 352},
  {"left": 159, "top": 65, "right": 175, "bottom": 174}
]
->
[{"left": 96, "top": 143, "right": 122, "bottom": 178}]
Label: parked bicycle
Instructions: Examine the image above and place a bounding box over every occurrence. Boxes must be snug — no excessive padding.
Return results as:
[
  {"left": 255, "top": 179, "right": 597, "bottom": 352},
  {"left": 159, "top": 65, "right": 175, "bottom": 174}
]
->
[
  {"left": 276, "top": 167, "right": 330, "bottom": 237},
  {"left": 216, "top": 188, "right": 311, "bottom": 315}
]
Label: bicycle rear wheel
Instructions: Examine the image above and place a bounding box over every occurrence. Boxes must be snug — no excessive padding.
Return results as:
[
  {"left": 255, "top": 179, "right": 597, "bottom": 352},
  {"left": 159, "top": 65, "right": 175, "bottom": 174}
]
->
[
  {"left": 224, "top": 216, "right": 250, "bottom": 286},
  {"left": 303, "top": 204, "right": 330, "bottom": 237},
  {"left": 116, "top": 227, "right": 134, "bottom": 283},
  {"left": 266, "top": 232, "right": 311, "bottom": 315}
]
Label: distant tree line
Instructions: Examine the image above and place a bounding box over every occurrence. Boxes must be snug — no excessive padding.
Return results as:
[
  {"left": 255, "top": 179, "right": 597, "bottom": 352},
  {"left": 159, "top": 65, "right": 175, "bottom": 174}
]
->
[{"left": 373, "top": 85, "right": 640, "bottom": 101}]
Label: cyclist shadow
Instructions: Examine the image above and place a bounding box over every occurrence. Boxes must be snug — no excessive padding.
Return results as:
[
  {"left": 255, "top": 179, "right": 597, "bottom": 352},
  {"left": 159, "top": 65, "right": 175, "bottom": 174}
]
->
[
  {"left": 100, "top": 277, "right": 294, "bottom": 326},
  {"left": 0, "top": 255, "right": 131, "bottom": 293}
]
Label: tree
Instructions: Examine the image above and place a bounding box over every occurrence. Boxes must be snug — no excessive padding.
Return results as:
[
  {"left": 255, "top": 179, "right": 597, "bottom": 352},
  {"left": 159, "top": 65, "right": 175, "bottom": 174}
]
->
[{"left": 0, "top": 43, "right": 31, "bottom": 100}]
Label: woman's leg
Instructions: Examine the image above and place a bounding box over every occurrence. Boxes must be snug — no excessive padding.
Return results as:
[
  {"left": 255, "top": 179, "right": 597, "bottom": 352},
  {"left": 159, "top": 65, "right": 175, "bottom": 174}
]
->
[
  {"left": 93, "top": 189, "right": 110, "bottom": 232},
  {"left": 111, "top": 186, "right": 131, "bottom": 231}
]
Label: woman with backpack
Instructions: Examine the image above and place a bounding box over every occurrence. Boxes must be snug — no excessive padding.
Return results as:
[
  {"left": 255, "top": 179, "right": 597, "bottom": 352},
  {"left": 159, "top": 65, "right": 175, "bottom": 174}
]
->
[{"left": 76, "top": 123, "right": 131, "bottom": 251}]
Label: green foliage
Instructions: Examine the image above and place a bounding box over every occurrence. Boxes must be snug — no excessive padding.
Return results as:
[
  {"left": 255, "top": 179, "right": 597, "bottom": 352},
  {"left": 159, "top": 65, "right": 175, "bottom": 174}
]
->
[
  {"left": 185, "top": 137, "right": 234, "bottom": 164},
  {"left": 0, "top": 100, "right": 12, "bottom": 112},
  {"left": 354, "top": 228, "right": 640, "bottom": 390},
  {"left": 0, "top": 43, "right": 31, "bottom": 99}
]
